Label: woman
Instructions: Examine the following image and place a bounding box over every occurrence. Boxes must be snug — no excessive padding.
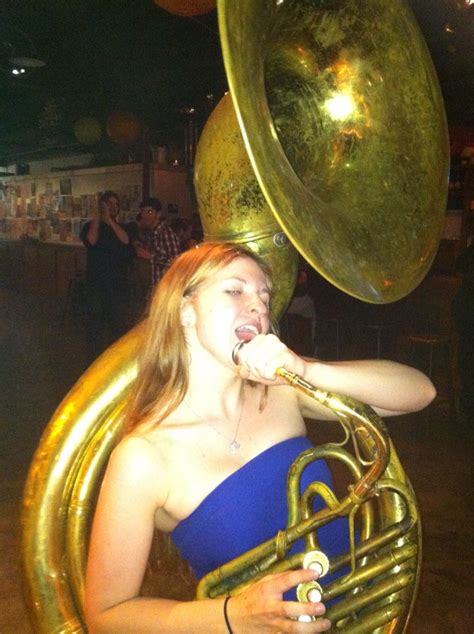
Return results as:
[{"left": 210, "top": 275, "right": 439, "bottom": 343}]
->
[
  {"left": 80, "top": 190, "right": 133, "bottom": 362},
  {"left": 85, "top": 243, "right": 435, "bottom": 633}
]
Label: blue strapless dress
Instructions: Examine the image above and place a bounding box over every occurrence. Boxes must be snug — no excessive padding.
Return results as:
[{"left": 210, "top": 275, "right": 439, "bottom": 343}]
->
[{"left": 171, "top": 436, "right": 349, "bottom": 599}]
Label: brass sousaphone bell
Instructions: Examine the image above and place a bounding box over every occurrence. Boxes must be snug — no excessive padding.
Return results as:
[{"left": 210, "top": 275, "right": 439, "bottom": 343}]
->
[{"left": 21, "top": 1, "right": 449, "bottom": 632}]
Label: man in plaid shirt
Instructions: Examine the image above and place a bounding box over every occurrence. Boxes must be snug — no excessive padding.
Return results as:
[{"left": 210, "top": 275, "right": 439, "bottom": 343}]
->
[{"left": 136, "top": 197, "right": 181, "bottom": 288}]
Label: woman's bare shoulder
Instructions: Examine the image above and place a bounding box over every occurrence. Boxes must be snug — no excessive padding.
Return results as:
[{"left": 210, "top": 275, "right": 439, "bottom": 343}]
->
[
  {"left": 113, "top": 432, "right": 164, "bottom": 462},
  {"left": 105, "top": 433, "right": 170, "bottom": 507}
]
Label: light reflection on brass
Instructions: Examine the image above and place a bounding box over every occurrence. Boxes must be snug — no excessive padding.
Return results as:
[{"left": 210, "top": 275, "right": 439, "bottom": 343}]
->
[{"left": 219, "top": 0, "right": 449, "bottom": 302}]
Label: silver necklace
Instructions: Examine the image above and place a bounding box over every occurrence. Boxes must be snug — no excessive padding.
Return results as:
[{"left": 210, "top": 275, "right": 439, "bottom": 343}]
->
[{"left": 185, "top": 390, "right": 244, "bottom": 454}]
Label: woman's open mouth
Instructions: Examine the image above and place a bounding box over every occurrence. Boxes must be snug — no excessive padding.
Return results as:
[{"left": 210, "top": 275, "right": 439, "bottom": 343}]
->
[{"left": 235, "top": 323, "right": 260, "bottom": 342}]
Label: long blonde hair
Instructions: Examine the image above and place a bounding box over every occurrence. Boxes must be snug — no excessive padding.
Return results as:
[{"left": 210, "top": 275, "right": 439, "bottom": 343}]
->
[{"left": 127, "top": 242, "right": 273, "bottom": 432}]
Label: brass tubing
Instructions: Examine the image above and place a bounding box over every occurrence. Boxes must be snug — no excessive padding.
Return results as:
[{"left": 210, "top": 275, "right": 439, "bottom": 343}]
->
[
  {"left": 66, "top": 402, "right": 128, "bottom": 617},
  {"left": 197, "top": 492, "right": 365, "bottom": 598},
  {"left": 300, "top": 445, "right": 377, "bottom": 564},
  {"left": 299, "top": 480, "right": 340, "bottom": 552},
  {"left": 376, "top": 478, "right": 419, "bottom": 528},
  {"left": 276, "top": 368, "right": 391, "bottom": 498},
  {"left": 288, "top": 444, "right": 376, "bottom": 556},
  {"left": 21, "top": 326, "right": 142, "bottom": 633},
  {"left": 197, "top": 508, "right": 336, "bottom": 598},
  {"left": 197, "top": 490, "right": 379, "bottom": 599},
  {"left": 326, "top": 570, "right": 414, "bottom": 622},
  {"left": 333, "top": 601, "right": 404, "bottom": 634},
  {"left": 323, "top": 541, "right": 417, "bottom": 602},
  {"left": 329, "top": 520, "right": 415, "bottom": 574},
  {"left": 287, "top": 449, "right": 342, "bottom": 526}
]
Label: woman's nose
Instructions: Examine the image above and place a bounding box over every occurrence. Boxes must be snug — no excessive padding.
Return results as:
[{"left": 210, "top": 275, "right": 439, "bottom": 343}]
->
[{"left": 248, "top": 295, "right": 268, "bottom": 314}]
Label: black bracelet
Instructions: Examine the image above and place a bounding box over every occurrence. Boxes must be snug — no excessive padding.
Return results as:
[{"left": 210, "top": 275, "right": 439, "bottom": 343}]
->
[{"left": 223, "top": 595, "right": 234, "bottom": 634}]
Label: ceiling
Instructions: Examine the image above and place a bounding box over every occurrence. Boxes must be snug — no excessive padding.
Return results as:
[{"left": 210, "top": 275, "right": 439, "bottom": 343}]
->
[{"left": 0, "top": 0, "right": 473, "bottom": 166}]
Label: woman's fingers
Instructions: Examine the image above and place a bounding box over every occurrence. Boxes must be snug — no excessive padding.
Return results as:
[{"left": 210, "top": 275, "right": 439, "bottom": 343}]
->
[
  {"left": 282, "top": 599, "right": 327, "bottom": 621},
  {"left": 265, "top": 569, "right": 331, "bottom": 631},
  {"left": 233, "top": 567, "right": 331, "bottom": 633},
  {"left": 264, "top": 568, "right": 321, "bottom": 595},
  {"left": 234, "top": 334, "right": 305, "bottom": 383}
]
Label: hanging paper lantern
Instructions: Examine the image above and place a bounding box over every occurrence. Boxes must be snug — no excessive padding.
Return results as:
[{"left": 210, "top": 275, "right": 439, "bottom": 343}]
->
[
  {"left": 73, "top": 117, "right": 102, "bottom": 145},
  {"left": 153, "top": 0, "right": 215, "bottom": 17},
  {"left": 106, "top": 112, "right": 141, "bottom": 145}
]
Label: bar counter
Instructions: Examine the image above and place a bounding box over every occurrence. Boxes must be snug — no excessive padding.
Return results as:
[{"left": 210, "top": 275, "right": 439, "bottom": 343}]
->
[{"left": 0, "top": 238, "right": 86, "bottom": 298}]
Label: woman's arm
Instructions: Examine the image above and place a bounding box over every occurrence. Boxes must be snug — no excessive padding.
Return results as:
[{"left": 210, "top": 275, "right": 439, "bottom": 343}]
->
[
  {"left": 85, "top": 436, "right": 165, "bottom": 631},
  {"left": 85, "top": 435, "right": 331, "bottom": 633},
  {"left": 297, "top": 357, "right": 436, "bottom": 419},
  {"left": 234, "top": 334, "right": 436, "bottom": 419},
  {"left": 86, "top": 437, "right": 227, "bottom": 632}
]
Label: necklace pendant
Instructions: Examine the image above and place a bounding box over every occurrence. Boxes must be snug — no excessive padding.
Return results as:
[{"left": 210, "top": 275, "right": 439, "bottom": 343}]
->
[{"left": 229, "top": 440, "right": 240, "bottom": 454}]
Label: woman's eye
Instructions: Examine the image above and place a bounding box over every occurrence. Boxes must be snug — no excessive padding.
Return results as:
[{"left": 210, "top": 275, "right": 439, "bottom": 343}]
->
[{"left": 225, "top": 289, "right": 242, "bottom": 295}]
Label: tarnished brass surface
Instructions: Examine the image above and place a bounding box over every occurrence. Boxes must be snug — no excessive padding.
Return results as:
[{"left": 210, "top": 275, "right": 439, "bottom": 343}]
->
[
  {"left": 194, "top": 91, "right": 299, "bottom": 319},
  {"left": 21, "top": 326, "right": 144, "bottom": 633},
  {"left": 218, "top": 0, "right": 449, "bottom": 303}
]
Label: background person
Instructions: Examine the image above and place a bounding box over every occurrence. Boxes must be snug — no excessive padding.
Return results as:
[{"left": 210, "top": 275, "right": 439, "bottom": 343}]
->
[
  {"left": 85, "top": 243, "right": 435, "bottom": 633},
  {"left": 127, "top": 198, "right": 181, "bottom": 320},
  {"left": 139, "top": 197, "right": 181, "bottom": 288},
  {"left": 169, "top": 216, "right": 193, "bottom": 252},
  {"left": 80, "top": 190, "right": 133, "bottom": 362}
]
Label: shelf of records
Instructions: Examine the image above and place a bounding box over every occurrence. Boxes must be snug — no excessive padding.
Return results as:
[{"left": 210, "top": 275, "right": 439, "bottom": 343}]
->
[{"left": 0, "top": 176, "right": 143, "bottom": 244}]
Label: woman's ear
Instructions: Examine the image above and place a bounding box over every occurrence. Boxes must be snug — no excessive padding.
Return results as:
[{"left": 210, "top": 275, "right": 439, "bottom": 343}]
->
[{"left": 180, "top": 301, "right": 196, "bottom": 328}]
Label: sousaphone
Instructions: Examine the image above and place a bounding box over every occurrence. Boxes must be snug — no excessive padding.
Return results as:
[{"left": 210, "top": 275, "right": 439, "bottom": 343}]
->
[{"left": 21, "top": 1, "right": 449, "bottom": 632}]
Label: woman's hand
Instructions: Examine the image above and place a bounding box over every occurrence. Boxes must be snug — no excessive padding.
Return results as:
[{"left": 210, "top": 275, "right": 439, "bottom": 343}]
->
[
  {"left": 233, "top": 334, "right": 306, "bottom": 384},
  {"left": 228, "top": 568, "right": 331, "bottom": 632},
  {"left": 100, "top": 202, "right": 112, "bottom": 224}
]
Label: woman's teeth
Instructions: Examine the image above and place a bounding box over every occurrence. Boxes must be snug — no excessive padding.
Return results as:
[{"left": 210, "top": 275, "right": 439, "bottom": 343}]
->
[{"left": 235, "top": 325, "right": 259, "bottom": 341}]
